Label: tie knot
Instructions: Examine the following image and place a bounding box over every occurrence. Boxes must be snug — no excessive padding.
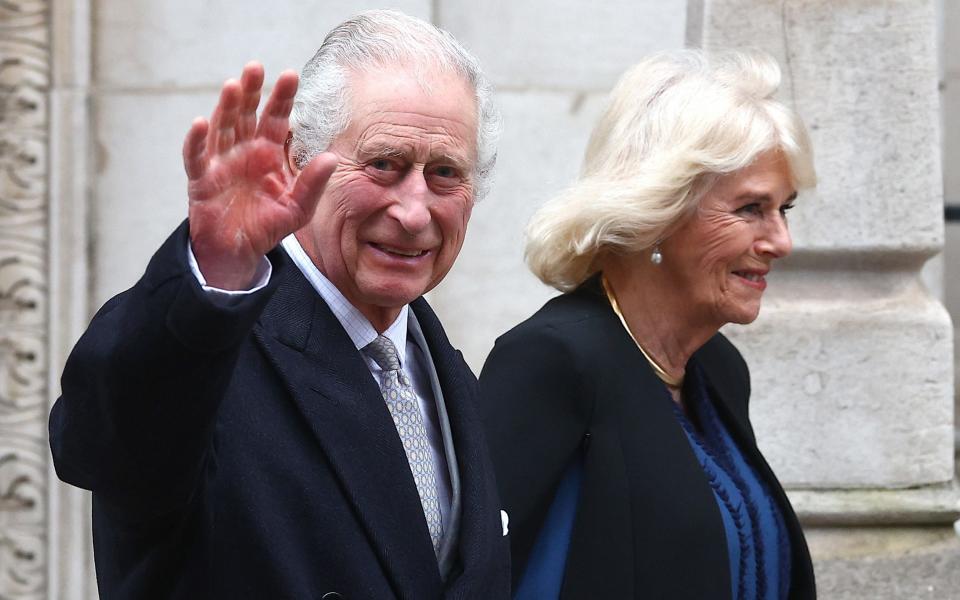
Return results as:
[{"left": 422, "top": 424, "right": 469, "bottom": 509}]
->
[{"left": 364, "top": 335, "right": 401, "bottom": 372}]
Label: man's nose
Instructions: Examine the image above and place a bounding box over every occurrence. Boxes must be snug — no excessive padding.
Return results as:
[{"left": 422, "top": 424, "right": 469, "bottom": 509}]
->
[{"left": 389, "top": 170, "right": 432, "bottom": 234}]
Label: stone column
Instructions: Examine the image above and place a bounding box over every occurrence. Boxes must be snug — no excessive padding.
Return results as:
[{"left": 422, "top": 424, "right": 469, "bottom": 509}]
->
[
  {"left": 47, "top": 0, "right": 97, "bottom": 597},
  {"left": 692, "top": 0, "right": 957, "bottom": 556},
  {"left": 692, "top": 0, "right": 955, "bottom": 513},
  {"left": 0, "top": 0, "right": 52, "bottom": 597},
  {"left": 692, "top": 2, "right": 960, "bottom": 593}
]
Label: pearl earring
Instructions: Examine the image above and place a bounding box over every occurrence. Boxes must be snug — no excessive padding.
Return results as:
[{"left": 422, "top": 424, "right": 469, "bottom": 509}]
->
[{"left": 650, "top": 242, "right": 663, "bottom": 265}]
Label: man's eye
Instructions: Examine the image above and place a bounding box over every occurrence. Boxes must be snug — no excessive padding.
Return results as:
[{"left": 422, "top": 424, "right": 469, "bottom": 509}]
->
[
  {"left": 370, "top": 159, "right": 396, "bottom": 171},
  {"left": 431, "top": 165, "right": 459, "bottom": 179}
]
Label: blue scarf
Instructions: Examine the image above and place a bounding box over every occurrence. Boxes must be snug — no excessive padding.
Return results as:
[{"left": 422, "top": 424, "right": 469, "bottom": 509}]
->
[{"left": 672, "top": 367, "right": 792, "bottom": 600}]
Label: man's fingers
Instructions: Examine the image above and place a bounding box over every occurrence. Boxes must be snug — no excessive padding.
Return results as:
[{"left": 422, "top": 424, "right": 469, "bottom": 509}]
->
[
  {"left": 256, "top": 70, "right": 300, "bottom": 144},
  {"left": 240, "top": 61, "right": 265, "bottom": 99},
  {"left": 208, "top": 79, "right": 243, "bottom": 156},
  {"left": 237, "top": 62, "right": 265, "bottom": 142},
  {"left": 288, "top": 152, "right": 339, "bottom": 216},
  {"left": 183, "top": 117, "right": 209, "bottom": 181}
]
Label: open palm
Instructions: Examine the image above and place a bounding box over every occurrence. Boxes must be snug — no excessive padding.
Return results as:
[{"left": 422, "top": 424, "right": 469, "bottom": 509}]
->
[{"left": 183, "top": 62, "right": 338, "bottom": 290}]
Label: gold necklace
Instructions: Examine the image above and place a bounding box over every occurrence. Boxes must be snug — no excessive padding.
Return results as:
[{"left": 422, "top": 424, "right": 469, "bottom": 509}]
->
[{"left": 601, "top": 274, "right": 684, "bottom": 388}]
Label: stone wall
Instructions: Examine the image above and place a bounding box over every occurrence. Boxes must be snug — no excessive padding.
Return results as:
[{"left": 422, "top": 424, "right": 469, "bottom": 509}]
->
[
  {"left": 428, "top": 0, "right": 689, "bottom": 371},
  {"left": 941, "top": 0, "right": 960, "bottom": 430},
  {"left": 18, "top": 0, "right": 960, "bottom": 598}
]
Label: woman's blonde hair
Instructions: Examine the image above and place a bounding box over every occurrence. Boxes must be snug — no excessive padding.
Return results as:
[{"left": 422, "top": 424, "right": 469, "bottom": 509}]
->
[{"left": 525, "top": 49, "right": 816, "bottom": 292}]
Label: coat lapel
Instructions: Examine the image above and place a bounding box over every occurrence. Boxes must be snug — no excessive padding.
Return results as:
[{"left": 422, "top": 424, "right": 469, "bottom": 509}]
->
[
  {"left": 579, "top": 304, "right": 730, "bottom": 598},
  {"left": 253, "top": 258, "right": 443, "bottom": 598},
  {"left": 525, "top": 282, "right": 731, "bottom": 598},
  {"left": 409, "top": 298, "right": 499, "bottom": 596}
]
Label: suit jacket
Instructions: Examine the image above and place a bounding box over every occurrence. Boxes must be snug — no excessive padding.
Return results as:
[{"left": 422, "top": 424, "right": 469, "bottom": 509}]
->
[
  {"left": 479, "top": 277, "right": 815, "bottom": 599},
  {"left": 49, "top": 222, "right": 510, "bottom": 600}
]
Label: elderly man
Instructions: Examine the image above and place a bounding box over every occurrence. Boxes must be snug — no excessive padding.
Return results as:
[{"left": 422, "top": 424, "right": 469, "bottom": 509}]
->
[{"left": 49, "top": 11, "right": 509, "bottom": 600}]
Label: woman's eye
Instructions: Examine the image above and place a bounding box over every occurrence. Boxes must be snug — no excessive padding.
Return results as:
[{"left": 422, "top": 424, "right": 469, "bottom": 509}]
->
[
  {"left": 736, "top": 203, "right": 762, "bottom": 216},
  {"left": 779, "top": 203, "right": 796, "bottom": 217}
]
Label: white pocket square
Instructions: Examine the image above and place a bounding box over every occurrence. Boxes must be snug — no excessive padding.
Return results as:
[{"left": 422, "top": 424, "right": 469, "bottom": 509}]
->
[{"left": 500, "top": 509, "right": 509, "bottom": 536}]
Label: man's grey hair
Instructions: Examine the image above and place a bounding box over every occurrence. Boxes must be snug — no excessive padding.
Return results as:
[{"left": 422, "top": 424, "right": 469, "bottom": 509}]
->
[{"left": 289, "top": 10, "right": 501, "bottom": 200}]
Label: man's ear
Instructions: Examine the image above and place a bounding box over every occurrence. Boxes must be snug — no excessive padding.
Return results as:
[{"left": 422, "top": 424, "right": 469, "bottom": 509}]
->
[{"left": 284, "top": 131, "right": 301, "bottom": 176}]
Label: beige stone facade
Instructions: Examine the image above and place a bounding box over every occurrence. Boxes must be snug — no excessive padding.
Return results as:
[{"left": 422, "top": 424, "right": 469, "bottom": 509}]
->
[{"left": 0, "top": 0, "right": 953, "bottom": 596}]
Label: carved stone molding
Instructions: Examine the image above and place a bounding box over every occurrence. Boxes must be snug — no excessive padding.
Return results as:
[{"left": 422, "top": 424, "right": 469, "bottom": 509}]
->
[{"left": 0, "top": 0, "right": 50, "bottom": 597}]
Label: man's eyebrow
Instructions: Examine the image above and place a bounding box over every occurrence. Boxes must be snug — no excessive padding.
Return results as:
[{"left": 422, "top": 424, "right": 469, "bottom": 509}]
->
[
  {"left": 434, "top": 152, "right": 472, "bottom": 171},
  {"left": 355, "top": 143, "right": 473, "bottom": 171},
  {"left": 355, "top": 144, "right": 404, "bottom": 160}
]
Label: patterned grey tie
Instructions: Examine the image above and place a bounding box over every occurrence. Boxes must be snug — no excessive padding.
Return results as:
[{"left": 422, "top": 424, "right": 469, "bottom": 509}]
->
[{"left": 364, "top": 335, "right": 443, "bottom": 553}]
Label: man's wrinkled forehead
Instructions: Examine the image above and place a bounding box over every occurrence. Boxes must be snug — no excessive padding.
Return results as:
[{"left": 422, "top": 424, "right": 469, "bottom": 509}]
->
[
  {"left": 354, "top": 125, "right": 476, "bottom": 168},
  {"left": 341, "top": 66, "right": 479, "bottom": 163},
  {"left": 345, "top": 62, "right": 477, "bottom": 121}
]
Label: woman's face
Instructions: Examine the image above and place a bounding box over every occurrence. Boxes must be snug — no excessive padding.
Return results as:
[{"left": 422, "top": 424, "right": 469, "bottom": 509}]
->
[{"left": 661, "top": 150, "right": 796, "bottom": 328}]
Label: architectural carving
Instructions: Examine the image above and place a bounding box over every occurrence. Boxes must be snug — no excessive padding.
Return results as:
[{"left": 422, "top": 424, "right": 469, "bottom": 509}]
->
[{"left": 0, "top": 0, "right": 50, "bottom": 597}]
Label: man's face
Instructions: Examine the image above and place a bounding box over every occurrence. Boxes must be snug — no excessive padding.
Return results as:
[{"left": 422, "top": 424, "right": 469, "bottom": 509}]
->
[{"left": 296, "top": 67, "right": 478, "bottom": 330}]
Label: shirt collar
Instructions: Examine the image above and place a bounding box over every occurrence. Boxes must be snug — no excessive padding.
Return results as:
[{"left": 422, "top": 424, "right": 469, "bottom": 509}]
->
[{"left": 281, "top": 234, "right": 409, "bottom": 365}]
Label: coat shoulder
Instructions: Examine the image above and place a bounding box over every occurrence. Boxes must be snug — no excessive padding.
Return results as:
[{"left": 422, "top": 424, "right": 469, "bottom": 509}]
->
[
  {"left": 696, "top": 333, "right": 750, "bottom": 395},
  {"left": 492, "top": 284, "right": 612, "bottom": 355}
]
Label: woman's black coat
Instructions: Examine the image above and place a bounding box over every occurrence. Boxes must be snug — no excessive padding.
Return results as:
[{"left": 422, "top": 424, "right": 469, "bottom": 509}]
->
[{"left": 479, "top": 279, "right": 815, "bottom": 599}]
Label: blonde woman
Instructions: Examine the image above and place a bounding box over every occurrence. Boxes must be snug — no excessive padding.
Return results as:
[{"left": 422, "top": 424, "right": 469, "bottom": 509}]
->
[{"left": 480, "top": 50, "right": 816, "bottom": 599}]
